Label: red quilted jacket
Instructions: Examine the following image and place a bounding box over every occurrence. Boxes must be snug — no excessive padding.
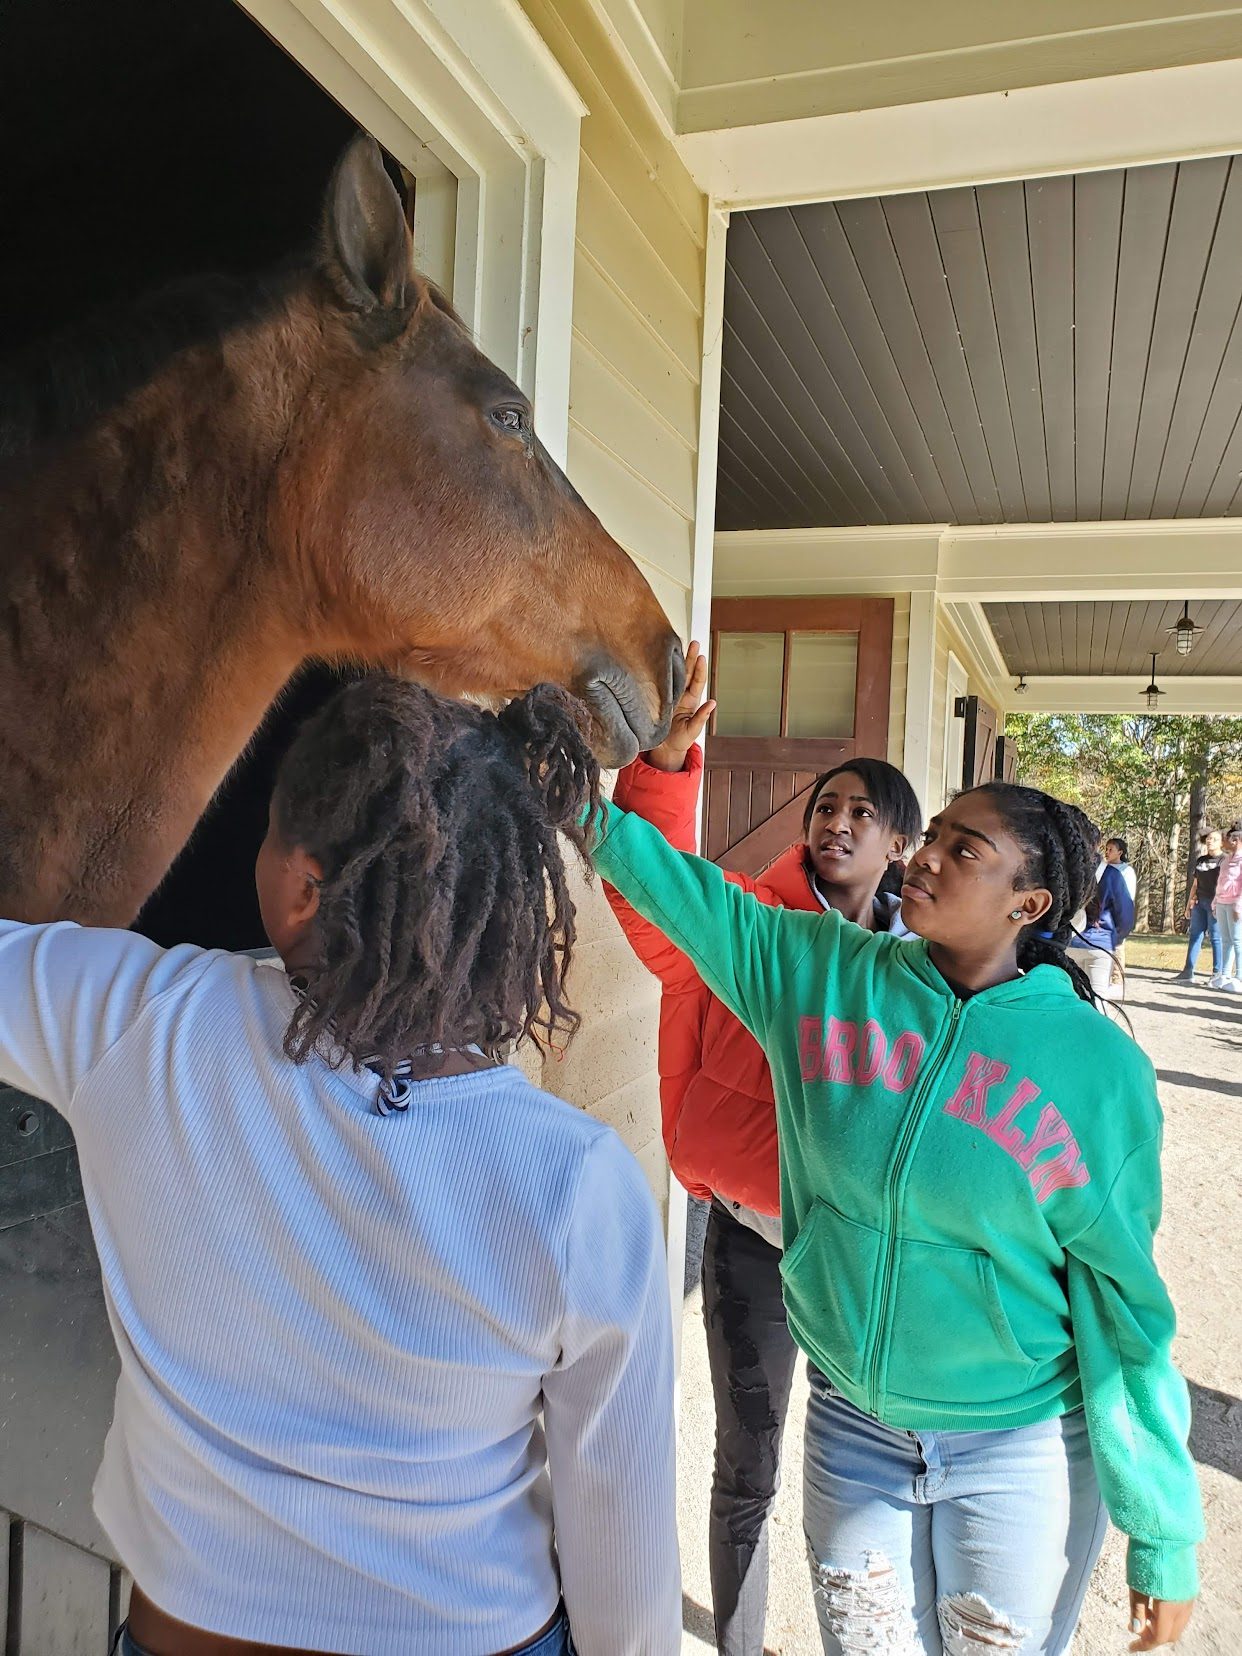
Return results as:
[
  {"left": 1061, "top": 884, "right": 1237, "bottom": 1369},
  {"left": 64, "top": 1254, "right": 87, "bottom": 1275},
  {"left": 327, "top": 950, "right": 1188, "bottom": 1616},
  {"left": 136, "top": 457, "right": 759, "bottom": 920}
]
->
[{"left": 604, "top": 747, "right": 825, "bottom": 1215}]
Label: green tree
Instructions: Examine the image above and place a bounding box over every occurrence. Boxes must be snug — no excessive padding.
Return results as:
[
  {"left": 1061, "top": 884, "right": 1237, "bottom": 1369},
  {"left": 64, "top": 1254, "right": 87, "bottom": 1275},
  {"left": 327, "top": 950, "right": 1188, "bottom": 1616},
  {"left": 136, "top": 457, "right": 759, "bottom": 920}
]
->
[{"left": 1005, "top": 714, "right": 1242, "bottom": 931}]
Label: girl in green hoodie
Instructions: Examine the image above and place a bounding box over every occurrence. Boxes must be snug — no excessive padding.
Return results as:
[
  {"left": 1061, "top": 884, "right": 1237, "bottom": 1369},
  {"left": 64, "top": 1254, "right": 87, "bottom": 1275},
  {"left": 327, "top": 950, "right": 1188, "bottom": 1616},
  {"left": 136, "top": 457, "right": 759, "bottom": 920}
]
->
[{"left": 590, "top": 780, "right": 1202, "bottom": 1655}]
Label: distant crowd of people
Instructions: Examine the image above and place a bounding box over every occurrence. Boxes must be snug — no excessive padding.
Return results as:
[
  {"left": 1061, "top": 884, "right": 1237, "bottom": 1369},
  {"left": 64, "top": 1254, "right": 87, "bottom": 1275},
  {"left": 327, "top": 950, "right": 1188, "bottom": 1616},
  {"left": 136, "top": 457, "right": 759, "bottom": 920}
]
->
[
  {"left": 1053, "top": 819, "right": 1242, "bottom": 1000},
  {"left": 1176, "top": 821, "right": 1242, "bottom": 992}
]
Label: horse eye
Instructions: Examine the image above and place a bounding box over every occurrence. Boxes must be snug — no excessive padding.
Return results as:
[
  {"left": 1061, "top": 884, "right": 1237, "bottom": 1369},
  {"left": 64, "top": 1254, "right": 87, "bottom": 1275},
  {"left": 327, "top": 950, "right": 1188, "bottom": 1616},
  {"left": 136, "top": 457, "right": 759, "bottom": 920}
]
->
[{"left": 492, "top": 405, "right": 528, "bottom": 434}]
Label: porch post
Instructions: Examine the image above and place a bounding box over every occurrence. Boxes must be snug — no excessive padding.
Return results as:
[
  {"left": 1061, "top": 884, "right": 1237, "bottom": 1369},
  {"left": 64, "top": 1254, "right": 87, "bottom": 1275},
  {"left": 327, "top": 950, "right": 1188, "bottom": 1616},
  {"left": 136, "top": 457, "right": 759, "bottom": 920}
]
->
[
  {"left": 667, "top": 202, "right": 730, "bottom": 1394},
  {"left": 904, "top": 588, "right": 938, "bottom": 821}
]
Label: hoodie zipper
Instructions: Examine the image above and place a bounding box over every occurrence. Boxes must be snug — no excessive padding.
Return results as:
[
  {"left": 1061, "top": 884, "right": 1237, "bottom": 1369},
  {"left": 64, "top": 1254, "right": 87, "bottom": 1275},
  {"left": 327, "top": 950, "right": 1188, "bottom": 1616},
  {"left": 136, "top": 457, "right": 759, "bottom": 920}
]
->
[{"left": 864, "top": 995, "right": 964, "bottom": 1414}]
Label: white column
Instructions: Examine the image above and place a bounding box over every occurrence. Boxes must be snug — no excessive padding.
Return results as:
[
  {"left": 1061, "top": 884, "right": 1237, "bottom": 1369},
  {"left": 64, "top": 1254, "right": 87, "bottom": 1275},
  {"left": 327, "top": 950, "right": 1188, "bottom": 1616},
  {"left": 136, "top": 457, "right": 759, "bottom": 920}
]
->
[
  {"left": 666, "top": 202, "right": 730, "bottom": 1394},
  {"left": 904, "top": 588, "right": 938, "bottom": 820}
]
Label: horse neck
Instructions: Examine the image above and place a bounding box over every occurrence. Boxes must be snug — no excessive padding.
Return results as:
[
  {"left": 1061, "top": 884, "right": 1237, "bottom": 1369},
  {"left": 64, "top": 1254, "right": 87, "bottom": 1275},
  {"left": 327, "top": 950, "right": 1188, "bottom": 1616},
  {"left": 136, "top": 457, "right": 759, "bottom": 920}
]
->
[
  {"left": 0, "top": 311, "right": 324, "bottom": 922},
  {"left": 6, "top": 298, "right": 318, "bottom": 671}
]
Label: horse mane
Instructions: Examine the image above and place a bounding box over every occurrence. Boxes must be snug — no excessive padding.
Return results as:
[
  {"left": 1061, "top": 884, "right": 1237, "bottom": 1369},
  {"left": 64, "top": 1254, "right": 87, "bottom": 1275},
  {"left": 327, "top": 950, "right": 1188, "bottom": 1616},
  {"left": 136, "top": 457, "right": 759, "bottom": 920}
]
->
[{"left": 0, "top": 263, "right": 301, "bottom": 461}]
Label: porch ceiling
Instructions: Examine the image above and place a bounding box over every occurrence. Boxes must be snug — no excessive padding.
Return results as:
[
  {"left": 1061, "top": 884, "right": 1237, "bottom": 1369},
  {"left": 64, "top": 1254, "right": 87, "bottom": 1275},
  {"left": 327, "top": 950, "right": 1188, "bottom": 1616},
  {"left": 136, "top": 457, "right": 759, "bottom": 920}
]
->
[
  {"left": 716, "top": 154, "right": 1242, "bottom": 532},
  {"left": 984, "top": 598, "right": 1242, "bottom": 677}
]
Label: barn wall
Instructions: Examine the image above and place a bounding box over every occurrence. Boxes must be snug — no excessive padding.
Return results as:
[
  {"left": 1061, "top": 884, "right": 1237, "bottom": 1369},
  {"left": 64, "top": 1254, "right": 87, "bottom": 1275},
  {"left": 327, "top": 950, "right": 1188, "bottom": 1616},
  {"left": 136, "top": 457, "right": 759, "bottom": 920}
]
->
[
  {"left": 931, "top": 608, "right": 1001, "bottom": 805},
  {"left": 516, "top": 0, "right": 709, "bottom": 1210}
]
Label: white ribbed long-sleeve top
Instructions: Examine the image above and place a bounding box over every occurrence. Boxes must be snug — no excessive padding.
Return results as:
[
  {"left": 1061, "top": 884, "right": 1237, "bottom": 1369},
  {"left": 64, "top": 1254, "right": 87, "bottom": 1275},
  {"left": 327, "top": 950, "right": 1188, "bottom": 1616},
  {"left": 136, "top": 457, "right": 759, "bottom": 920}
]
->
[{"left": 0, "top": 921, "right": 680, "bottom": 1654}]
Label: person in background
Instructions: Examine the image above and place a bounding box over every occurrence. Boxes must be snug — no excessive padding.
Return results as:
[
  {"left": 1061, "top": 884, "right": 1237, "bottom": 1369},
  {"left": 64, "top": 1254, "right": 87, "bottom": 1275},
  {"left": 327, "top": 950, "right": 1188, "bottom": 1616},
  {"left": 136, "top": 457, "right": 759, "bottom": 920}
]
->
[
  {"left": 1102, "top": 837, "right": 1137, "bottom": 988},
  {"left": 1068, "top": 855, "right": 1136, "bottom": 1003},
  {"left": 1212, "top": 820, "right": 1242, "bottom": 993},
  {"left": 1104, "top": 836, "right": 1138, "bottom": 902},
  {"left": 589, "top": 779, "right": 1202, "bottom": 1655},
  {"left": 603, "top": 642, "right": 922, "bottom": 1656},
  {"left": 1173, "top": 829, "right": 1223, "bottom": 985},
  {"left": 0, "top": 676, "right": 680, "bottom": 1656}
]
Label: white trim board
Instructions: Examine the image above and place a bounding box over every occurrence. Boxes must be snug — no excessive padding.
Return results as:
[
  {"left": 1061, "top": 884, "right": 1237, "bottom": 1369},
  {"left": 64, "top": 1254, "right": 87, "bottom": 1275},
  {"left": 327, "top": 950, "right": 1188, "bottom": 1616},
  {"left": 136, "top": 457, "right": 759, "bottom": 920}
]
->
[
  {"left": 937, "top": 602, "right": 1011, "bottom": 716},
  {"left": 581, "top": 0, "right": 680, "bottom": 137},
  {"left": 938, "top": 521, "right": 1242, "bottom": 603},
  {"left": 903, "top": 589, "right": 938, "bottom": 818},
  {"left": 715, "top": 520, "right": 1242, "bottom": 604},
  {"left": 1013, "top": 676, "right": 1242, "bottom": 715},
  {"left": 713, "top": 527, "right": 943, "bottom": 595},
  {"left": 665, "top": 204, "right": 729, "bottom": 1401},
  {"left": 238, "top": 0, "right": 585, "bottom": 465},
  {"left": 676, "top": 57, "right": 1242, "bottom": 210},
  {"left": 940, "top": 601, "right": 1011, "bottom": 693}
]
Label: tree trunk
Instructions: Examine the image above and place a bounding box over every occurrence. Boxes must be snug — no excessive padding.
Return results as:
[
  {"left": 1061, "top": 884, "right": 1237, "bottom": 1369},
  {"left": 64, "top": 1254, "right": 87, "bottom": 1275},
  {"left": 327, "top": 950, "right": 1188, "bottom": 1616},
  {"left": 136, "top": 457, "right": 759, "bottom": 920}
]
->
[
  {"left": 1135, "top": 828, "right": 1154, "bottom": 933},
  {"left": 1185, "top": 766, "right": 1209, "bottom": 900},
  {"left": 1161, "top": 817, "right": 1181, "bottom": 933}
]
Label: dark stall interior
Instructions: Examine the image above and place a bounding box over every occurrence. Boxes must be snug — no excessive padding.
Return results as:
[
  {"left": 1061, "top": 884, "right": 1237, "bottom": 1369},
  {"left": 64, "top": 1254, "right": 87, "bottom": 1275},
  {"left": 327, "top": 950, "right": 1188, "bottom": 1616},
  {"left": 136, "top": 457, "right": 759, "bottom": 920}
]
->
[{"left": 0, "top": 0, "right": 372, "bottom": 949}]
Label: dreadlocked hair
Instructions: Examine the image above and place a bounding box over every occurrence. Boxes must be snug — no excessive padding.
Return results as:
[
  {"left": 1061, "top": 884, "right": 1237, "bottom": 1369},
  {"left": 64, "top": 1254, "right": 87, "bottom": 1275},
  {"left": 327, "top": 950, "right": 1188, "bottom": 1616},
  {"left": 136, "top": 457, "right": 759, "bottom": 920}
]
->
[
  {"left": 971, "top": 781, "right": 1106, "bottom": 1012},
  {"left": 270, "top": 674, "right": 602, "bottom": 1079}
]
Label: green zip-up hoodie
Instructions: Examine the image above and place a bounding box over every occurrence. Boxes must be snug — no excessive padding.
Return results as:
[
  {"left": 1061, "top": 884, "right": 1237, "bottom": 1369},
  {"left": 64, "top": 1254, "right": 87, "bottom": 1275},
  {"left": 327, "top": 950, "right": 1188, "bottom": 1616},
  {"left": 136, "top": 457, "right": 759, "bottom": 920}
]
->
[{"left": 592, "top": 801, "right": 1203, "bottom": 1602}]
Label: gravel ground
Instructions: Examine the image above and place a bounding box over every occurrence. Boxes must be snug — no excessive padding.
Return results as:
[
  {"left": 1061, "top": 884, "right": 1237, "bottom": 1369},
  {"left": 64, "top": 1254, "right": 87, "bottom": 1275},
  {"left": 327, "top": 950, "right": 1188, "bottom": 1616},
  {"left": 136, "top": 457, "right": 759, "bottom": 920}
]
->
[{"left": 676, "top": 967, "right": 1241, "bottom": 1654}]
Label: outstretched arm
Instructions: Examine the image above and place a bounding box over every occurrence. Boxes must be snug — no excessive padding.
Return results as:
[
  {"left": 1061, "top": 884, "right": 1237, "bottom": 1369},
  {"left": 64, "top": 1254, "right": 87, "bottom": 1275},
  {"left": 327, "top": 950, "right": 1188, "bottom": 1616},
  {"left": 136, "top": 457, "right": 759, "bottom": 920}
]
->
[{"left": 590, "top": 798, "right": 826, "bottom": 1042}]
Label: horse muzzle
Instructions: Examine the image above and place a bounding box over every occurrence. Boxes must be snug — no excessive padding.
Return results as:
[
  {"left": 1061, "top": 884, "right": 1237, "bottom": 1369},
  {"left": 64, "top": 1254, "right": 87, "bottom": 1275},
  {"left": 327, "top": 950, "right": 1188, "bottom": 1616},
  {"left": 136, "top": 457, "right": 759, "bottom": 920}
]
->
[{"left": 579, "top": 638, "right": 684, "bottom": 768}]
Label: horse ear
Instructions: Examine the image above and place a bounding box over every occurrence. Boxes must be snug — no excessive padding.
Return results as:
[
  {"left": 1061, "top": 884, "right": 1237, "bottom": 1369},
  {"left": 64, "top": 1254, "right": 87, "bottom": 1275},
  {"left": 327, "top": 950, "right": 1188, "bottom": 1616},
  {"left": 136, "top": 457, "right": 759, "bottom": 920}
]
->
[{"left": 322, "top": 134, "right": 412, "bottom": 314}]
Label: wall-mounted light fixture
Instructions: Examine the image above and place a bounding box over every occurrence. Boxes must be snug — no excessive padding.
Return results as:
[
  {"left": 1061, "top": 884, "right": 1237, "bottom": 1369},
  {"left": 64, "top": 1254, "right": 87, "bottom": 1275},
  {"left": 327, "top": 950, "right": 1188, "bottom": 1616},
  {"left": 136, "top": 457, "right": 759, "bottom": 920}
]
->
[{"left": 1014, "top": 674, "right": 1029, "bottom": 696}]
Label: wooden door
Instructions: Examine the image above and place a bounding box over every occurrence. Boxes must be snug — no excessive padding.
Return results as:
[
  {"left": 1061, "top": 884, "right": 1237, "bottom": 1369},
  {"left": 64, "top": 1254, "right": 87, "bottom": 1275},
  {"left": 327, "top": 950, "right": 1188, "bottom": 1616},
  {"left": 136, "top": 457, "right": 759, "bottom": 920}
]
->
[
  {"left": 961, "top": 695, "right": 999, "bottom": 789},
  {"left": 704, "top": 597, "right": 893, "bottom": 874},
  {"left": 994, "top": 732, "right": 1019, "bottom": 783}
]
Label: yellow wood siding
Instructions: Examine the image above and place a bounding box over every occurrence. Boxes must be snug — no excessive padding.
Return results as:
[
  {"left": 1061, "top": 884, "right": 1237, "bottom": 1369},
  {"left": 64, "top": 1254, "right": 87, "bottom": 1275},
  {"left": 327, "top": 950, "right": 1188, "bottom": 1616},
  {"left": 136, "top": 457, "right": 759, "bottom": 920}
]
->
[
  {"left": 521, "top": 0, "right": 705, "bottom": 636},
  {"left": 932, "top": 609, "right": 998, "bottom": 801},
  {"left": 517, "top": 0, "right": 707, "bottom": 1208}
]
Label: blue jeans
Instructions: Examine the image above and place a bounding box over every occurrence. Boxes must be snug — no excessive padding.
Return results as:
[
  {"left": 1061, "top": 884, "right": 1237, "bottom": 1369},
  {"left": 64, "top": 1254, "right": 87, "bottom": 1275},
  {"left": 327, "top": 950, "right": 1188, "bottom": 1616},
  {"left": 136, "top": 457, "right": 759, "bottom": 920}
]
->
[
  {"left": 113, "top": 1604, "right": 574, "bottom": 1655},
  {"left": 1182, "top": 899, "right": 1222, "bottom": 976},
  {"left": 1219, "top": 905, "right": 1241, "bottom": 979},
  {"left": 802, "top": 1372, "right": 1106, "bottom": 1656}
]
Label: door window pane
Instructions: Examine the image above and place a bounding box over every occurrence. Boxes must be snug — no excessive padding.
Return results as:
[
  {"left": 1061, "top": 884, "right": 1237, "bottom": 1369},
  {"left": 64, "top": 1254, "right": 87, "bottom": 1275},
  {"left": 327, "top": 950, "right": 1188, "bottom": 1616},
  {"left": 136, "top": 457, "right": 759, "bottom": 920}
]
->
[
  {"left": 714, "top": 633, "right": 784, "bottom": 736},
  {"left": 785, "top": 632, "right": 857, "bottom": 738}
]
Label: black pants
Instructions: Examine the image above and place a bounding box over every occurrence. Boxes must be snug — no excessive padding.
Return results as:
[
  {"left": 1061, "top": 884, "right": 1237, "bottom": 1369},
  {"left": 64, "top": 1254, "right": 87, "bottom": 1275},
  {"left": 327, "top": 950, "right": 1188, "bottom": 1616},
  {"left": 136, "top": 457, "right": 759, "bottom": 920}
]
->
[{"left": 701, "top": 1198, "right": 799, "bottom": 1656}]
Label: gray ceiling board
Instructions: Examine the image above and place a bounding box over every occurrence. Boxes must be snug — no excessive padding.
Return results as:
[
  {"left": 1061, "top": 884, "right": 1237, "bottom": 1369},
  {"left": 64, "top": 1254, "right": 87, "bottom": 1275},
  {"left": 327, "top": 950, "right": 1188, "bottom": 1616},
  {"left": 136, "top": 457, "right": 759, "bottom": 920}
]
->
[
  {"left": 718, "top": 155, "right": 1242, "bottom": 532},
  {"left": 983, "top": 600, "right": 1242, "bottom": 677},
  {"left": 1026, "top": 175, "right": 1075, "bottom": 519}
]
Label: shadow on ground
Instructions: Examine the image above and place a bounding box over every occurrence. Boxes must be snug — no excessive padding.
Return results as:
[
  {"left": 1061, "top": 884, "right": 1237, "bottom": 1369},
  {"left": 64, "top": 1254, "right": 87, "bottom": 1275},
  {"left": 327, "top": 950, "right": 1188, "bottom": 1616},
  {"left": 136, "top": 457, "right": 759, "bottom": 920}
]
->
[
  {"left": 683, "top": 1592, "right": 778, "bottom": 1655},
  {"left": 1157, "top": 1067, "right": 1242, "bottom": 1098},
  {"left": 1188, "top": 1381, "right": 1242, "bottom": 1481}
]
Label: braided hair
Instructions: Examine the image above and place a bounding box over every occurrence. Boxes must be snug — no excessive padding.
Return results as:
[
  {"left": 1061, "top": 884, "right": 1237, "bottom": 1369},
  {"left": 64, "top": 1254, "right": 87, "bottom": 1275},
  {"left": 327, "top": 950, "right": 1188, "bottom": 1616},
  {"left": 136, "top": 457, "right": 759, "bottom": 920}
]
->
[
  {"left": 971, "top": 781, "right": 1104, "bottom": 1009},
  {"left": 270, "top": 674, "right": 601, "bottom": 1078}
]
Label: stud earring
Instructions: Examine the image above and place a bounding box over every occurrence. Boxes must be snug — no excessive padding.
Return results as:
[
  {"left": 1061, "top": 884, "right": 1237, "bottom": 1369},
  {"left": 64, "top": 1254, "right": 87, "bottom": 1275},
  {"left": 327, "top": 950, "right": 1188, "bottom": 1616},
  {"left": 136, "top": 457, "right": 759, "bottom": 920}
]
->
[{"left": 1009, "top": 909, "right": 1023, "bottom": 920}]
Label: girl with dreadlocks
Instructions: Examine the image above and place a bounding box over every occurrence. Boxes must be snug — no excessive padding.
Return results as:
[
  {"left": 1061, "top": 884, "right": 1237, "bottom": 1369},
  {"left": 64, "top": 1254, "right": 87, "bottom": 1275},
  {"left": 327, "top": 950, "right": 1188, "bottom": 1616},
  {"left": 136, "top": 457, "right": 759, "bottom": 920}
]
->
[
  {"left": 590, "top": 780, "right": 1202, "bottom": 1654},
  {"left": 0, "top": 676, "right": 679, "bottom": 1656}
]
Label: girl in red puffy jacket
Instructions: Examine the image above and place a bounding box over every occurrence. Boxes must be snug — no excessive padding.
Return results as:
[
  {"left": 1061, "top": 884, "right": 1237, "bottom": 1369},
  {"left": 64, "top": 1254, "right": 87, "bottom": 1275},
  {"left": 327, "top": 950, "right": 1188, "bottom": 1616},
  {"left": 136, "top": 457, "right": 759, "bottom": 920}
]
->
[{"left": 604, "top": 642, "right": 922, "bottom": 1656}]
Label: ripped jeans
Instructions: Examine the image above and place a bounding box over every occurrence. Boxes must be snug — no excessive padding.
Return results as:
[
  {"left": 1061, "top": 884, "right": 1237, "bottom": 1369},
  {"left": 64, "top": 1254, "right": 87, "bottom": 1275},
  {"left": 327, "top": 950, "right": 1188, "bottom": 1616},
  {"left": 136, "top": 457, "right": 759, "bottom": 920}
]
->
[{"left": 802, "top": 1372, "right": 1106, "bottom": 1655}]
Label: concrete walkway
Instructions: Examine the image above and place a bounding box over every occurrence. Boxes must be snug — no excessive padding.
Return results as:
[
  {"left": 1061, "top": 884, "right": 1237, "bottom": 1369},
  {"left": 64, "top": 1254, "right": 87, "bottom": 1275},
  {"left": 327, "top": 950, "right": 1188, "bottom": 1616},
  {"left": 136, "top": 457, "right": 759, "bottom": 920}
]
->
[{"left": 676, "top": 967, "right": 1241, "bottom": 1654}]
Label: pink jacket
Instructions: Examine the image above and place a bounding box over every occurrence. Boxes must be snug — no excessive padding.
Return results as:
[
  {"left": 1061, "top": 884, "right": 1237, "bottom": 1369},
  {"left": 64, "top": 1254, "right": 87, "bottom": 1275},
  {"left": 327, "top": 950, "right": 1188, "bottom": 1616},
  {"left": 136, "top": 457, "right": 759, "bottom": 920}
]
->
[{"left": 1214, "top": 851, "right": 1242, "bottom": 909}]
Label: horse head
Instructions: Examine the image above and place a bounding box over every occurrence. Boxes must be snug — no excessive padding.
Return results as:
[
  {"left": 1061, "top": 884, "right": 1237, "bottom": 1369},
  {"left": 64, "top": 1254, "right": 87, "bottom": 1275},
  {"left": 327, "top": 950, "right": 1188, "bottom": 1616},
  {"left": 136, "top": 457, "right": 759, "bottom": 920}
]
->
[{"left": 271, "top": 135, "right": 685, "bottom": 767}]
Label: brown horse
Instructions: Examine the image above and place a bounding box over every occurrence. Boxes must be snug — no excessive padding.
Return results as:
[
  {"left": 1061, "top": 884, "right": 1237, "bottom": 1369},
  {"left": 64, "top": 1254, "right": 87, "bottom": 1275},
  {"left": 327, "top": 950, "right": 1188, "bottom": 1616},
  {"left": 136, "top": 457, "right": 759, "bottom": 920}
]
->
[{"left": 0, "top": 135, "right": 683, "bottom": 927}]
